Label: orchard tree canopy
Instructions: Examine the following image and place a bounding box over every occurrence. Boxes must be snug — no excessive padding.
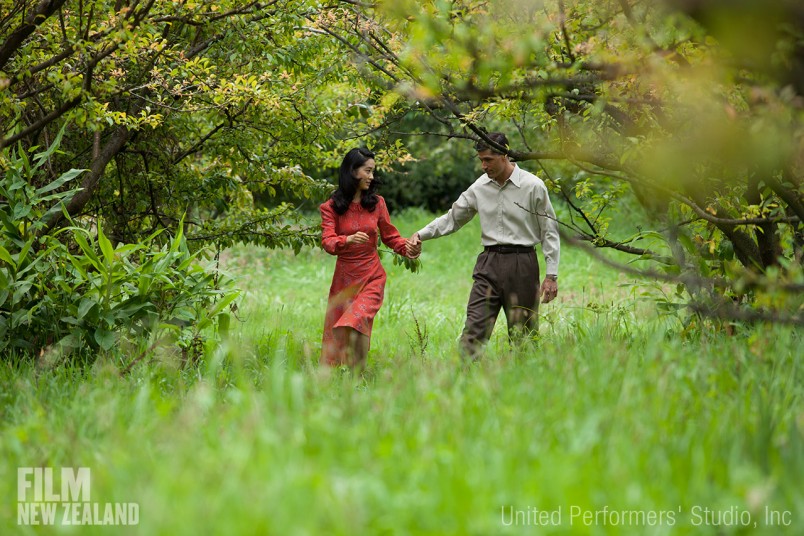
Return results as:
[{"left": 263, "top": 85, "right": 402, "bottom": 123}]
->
[
  {"left": 1, "top": 0, "right": 803, "bottom": 331},
  {"left": 0, "top": 0, "right": 402, "bottom": 249},
  {"left": 0, "top": 0, "right": 408, "bottom": 354},
  {"left": 309, "top": 0, "right": 804, "bottom": 324}
]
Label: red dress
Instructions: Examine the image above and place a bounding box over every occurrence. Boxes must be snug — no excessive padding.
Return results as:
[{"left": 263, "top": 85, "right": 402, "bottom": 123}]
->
[{"left": 319, "top": 196, "right": 408, "bottom": 365}]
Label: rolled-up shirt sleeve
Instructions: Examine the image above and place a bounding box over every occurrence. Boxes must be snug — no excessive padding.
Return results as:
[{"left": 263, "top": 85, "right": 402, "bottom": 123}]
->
[
  {"left": 417, "top": 189, "right": 477, "bottom": 240},
  {"left": 535, "top": 184, "right": 560, "bottom": 275}
]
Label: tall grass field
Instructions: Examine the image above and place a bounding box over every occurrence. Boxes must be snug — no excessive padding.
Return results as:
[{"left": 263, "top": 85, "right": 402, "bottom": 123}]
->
[{"left": 1, "top": 209, "right": 802, "bottom": 535}]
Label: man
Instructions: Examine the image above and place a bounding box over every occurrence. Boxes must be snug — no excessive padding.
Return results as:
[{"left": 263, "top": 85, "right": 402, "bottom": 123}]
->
[{"left": 408, "top": 132, "right": 560, "bottom": 357}]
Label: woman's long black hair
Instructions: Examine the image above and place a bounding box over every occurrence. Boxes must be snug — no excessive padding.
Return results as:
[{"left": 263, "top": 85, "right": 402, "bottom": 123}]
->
[{"left": 331, "top": 147, "right": 380, "bottom": 215}]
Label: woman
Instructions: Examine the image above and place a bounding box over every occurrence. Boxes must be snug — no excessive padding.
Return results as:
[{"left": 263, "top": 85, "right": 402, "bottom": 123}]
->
[{"left": 319, "top": 148, "right": 419, "bottom": 369}]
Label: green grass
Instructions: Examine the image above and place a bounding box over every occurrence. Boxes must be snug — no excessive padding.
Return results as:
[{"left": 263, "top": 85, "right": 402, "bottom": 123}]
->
[{"left": 1, "top": 209, "right": 802, "bottom": 535}]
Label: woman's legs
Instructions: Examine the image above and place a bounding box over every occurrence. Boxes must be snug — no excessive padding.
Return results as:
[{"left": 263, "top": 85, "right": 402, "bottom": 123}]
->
[
  {"left": 349, "top": 329, "right": 370, "bottom": 371},
  {"left": 331, "top": 326, "right": 369, "bottom": 370}
]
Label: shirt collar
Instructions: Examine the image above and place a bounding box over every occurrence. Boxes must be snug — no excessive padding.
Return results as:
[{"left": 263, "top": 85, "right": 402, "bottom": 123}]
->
[
  {"left": 484, "top": 164, "right": 521, "bottom": 188},
  {"left": 507, "top": 165, "right": 522, "bottom": 187}
]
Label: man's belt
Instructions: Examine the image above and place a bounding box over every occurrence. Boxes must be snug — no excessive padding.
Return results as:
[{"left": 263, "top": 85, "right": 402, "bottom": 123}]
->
[{"left": 483, "top": 244, "right": 534, "bottom": 254}]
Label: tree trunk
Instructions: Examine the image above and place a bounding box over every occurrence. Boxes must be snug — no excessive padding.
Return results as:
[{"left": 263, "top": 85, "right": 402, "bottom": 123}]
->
[
  {"left": 44, "top": 125, "right": 130, "bottom": 232},
  {"left": 746, "top": 175, "right": 779, "bottom": 268}
]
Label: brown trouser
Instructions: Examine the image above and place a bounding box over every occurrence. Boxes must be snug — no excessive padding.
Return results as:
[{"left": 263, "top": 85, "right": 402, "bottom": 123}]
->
[{"left": 460, "top": 247, "right": 540, "bottom": 357}]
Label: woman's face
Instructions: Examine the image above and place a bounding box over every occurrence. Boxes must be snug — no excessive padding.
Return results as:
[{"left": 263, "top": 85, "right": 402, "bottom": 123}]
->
[{"left": 353, "top": 158, "right": 375, "bottom": 191}]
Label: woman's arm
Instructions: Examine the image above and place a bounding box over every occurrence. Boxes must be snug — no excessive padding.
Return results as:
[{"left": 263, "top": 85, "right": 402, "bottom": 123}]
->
[
  {"left": 320, "top": 202, "right": 348, "bottom": 255},
  {"left": 377, "top": 198, "right": 411, "bottom": 257}
]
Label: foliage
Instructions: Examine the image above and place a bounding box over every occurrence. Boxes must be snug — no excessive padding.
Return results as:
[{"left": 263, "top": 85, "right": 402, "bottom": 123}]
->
[
  {"left": 376, "top": 111, "right": 480, "bottom": 212},
  {"left": 303, "top": 0, "right": 804, "bottom": 325},
  {"left": 0, "top": 0, "right": 437, "bottom": 352},
  {"left": 2, "top": 0, "right": 802, "bottom": 327},
  {"left": 0, "top": 0, "right": 384, "bottom": 249},
  {"left": 0, "top": 139, "right": 237, "bottom": 362},
  {"left": 380, "top": 247, "right": 422, "bottom": 273}
]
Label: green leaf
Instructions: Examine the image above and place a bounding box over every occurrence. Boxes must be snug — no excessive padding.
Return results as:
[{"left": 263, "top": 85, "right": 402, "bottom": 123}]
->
[
  {"left": 97, "top": 221, "right": 115, "bottom": 265},
  {"left": 16, "top": 238, "right": 35, "bottom": 268},
  {"left": 169, "top": 214, "right": 186, "bottom": 254},
  {"left": 72, "top": 231, "right": 102, "bottom": 270},
  {"left": 35, "top": 168, "right": 85, "bottom": 195},
  {"left": 77, "top": 298, "right": 96, "bottom": 320},
  {"left": 0, "top": 245, "right": 14, "bottom": 267},
  {"left": 217, "top": 312, "right": 230, "bottom": 337},
  {"left": 197, "top": 291, "right": 240, "bottom": 330},
  {"left": 61, "top": 331, "right": 84, "bottom": 350},
  {"left": 112, "top": 297, "right": 153, "bottom": 317},
  {"left": 31, "top": 123, "right": 68, "bottom": 170},
  {"left": 94, "top": 328, "right": 117, "bottom": 351}
]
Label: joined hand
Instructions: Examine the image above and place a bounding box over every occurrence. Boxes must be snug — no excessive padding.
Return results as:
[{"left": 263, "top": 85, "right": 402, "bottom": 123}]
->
[{"left": 405, "top": 232, "right": 422, "bottom": 258}]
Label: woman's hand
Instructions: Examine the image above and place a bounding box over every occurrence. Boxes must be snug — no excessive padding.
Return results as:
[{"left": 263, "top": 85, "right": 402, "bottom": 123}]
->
[
  {"left": 405, "top": 234, "right": 422, "bottom": 258},
  {"left": 346, "top": 231, "right": 370, "bottom": 245}
]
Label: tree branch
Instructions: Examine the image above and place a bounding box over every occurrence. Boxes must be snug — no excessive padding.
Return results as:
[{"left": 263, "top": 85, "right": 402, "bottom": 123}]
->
[
  {"left": 560, "top": 227, "right": 804, "bottom": 298},
  {"left": 0, "top": 96, "right": 81, "bottom": 150},
  {"left": 0, "top": 0, "right": 69, "bottom": 69},
  {"left": 557, "top": 0, "right": 576, "bottom": 64}
]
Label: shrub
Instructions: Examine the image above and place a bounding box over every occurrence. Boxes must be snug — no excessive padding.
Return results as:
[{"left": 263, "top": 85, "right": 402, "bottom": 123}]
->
[{"left": 0, "top": 134, "right": 238, "bottom": 364}]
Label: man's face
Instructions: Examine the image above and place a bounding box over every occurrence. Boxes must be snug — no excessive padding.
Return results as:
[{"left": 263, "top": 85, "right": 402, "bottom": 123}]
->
[{"left": 477, "top": 149, "right": 508, "bottom": 180}]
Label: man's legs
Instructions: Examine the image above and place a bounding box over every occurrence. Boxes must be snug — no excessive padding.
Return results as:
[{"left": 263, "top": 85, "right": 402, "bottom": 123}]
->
[
  {"left": 501, "top": 250, "right": 540, "bottom": 343},
  {"left": 460, "top": 252, "right": 503, "bottom": 358}
]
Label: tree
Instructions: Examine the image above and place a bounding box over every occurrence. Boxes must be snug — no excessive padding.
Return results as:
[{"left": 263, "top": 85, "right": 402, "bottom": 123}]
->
[
  {"left": 0, "top": 0, "right": 408, "bottom": 356},
  {"left": 0, "top": 0, "right": 400, "bottom": 249},
  {"left": 307, "top": 0, "right": 804, "bottom": 326},
  {"left": 2, "top": 0, "right": 802, "bottom": 340}
]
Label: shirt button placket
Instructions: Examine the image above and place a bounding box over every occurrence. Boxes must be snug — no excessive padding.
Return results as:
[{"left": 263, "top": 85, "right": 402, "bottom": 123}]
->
[{"left": 498, "top": 191, "right": 504, "bottom": 236}]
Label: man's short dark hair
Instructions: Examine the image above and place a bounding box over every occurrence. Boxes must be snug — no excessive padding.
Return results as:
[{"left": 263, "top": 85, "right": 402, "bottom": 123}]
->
[{"left": 474, "top": 132, "right": 509, "bottom": 154}]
